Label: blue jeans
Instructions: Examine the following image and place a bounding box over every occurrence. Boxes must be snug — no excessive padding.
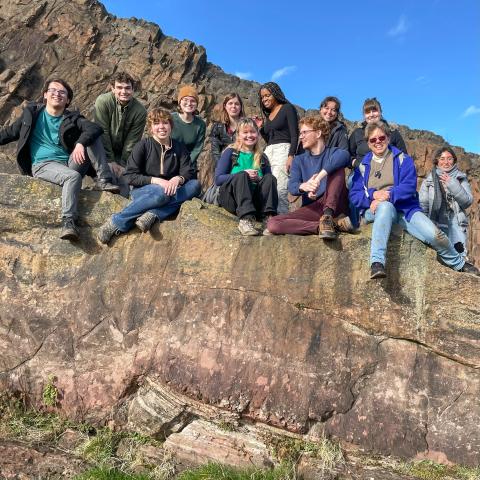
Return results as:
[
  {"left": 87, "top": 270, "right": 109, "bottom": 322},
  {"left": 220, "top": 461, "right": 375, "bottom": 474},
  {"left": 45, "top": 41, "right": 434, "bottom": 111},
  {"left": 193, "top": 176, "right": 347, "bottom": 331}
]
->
[
  {"left": 364, "top": 201, "right": 464, "bottom": 271},
  {"left": 437, "top": 214, "right": 468, "bottom": 259},
  {"left": 112, "top": 180, "right": 201, "bottom": 232}
]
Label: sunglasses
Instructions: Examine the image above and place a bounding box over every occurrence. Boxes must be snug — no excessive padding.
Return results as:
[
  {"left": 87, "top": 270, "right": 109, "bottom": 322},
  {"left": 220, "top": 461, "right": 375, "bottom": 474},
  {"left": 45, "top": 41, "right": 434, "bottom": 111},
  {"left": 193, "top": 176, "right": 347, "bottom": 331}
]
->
[{"left": 369, "top": 135, "right": 387, "bottom": 144}]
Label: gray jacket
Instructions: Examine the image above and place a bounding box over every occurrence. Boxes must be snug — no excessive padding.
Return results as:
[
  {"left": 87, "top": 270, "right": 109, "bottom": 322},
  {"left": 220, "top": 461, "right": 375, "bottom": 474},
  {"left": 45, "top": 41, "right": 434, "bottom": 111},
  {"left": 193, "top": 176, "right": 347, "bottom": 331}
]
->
[{"left": 419, "top": 169, "right": 472, "bottom": 227}]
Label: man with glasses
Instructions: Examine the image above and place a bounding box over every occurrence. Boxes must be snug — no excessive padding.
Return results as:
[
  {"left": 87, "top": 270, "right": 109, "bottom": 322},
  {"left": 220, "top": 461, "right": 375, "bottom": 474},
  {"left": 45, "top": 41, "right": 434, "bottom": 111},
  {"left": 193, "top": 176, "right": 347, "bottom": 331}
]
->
[
  {"left": 0, "top": 77, "right": 119, "bottom": 240},
  {"left": 94, "top": 72, "right": 147, "bottom": 195},
  {"left": 265, "top": 115, "right": 353, "bottom": 238}
]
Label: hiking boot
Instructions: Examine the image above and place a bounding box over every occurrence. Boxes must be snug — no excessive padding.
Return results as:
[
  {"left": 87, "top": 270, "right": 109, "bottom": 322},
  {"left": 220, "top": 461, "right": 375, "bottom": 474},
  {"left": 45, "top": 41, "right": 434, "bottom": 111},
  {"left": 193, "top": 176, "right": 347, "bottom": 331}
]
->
[
  {"left": 334, "top": 214, "right": 355, "bottom": 233},
  {"left": 135, "top": 211, "right": 157, "bottom": 233},
  {"left": 95, "top": 179, "right": 120, "bottom": 194},
  {"left": 238, "top": 216, "right": 259, "bottom": 236},
  {"left": 97, "top": 218, "right": 120, "bottom": 244},
  {"left": 59, "top": 217, "right": 79, "bottom": 241},
  {"left": 318, "top": 214, "right": 338, "bottom": 240},
  {"left": 370, "top": 262, "right": 386, "bottom": 279},
  {"left": 460, "top": 262, "right": 480, "bottom": 276}
]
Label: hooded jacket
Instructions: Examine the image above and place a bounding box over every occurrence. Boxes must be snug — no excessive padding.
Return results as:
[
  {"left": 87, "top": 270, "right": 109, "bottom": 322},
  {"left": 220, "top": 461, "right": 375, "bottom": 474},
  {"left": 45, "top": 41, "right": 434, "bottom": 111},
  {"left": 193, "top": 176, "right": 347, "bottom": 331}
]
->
[
  {"left": 0, "top": 103, "right": 103, "bottom": 176},
  {"left": 349, "top": 145, "right": 422, "bottom": 221}
]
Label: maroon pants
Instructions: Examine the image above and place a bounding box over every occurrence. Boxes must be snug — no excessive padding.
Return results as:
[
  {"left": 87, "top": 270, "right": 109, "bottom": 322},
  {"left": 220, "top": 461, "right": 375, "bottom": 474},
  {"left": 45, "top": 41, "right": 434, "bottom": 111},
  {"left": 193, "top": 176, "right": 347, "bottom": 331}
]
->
[{"left": 267, "top": 168, "right": 349, "bottom": 235}]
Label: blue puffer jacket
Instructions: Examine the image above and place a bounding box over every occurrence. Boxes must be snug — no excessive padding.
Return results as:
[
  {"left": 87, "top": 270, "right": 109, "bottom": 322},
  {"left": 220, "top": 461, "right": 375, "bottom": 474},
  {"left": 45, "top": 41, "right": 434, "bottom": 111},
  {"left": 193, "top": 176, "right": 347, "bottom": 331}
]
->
[{"left": 349, "top": 145, "right": 422, "bottom": 221}]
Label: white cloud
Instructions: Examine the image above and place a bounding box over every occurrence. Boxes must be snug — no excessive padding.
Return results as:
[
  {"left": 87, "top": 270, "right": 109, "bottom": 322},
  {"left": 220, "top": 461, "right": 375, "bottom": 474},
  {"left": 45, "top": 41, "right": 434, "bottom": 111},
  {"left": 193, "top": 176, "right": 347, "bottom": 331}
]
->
[
  {"left": 462, "top": 105, "right": 480, "bottom": 118},
  {"left": 271, "top": 65, "right": 297, "bottom": 81},
  {"left": 415, "top": 75, "right": 430, "bottom": 85},
  {"left": 388, "top": 15, "right": 409, "bottom": 37},
  {"left": 235, "top": 71, "right": 252, "bottom": 80}
]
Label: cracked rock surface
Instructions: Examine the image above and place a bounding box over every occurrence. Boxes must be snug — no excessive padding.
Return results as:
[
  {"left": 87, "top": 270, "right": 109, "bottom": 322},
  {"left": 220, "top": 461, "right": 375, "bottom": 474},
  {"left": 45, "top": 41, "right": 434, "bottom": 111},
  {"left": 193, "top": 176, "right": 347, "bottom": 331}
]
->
[{"left": 0, "top": 173, "right": 479, "bottom": 466}]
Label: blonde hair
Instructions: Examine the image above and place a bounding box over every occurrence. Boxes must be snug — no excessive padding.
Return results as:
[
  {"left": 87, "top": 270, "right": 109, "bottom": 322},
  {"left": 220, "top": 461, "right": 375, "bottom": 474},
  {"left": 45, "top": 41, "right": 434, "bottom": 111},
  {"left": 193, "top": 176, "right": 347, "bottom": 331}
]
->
[{"left": 230, "top": 117, "right": 263, "bottom": 169}]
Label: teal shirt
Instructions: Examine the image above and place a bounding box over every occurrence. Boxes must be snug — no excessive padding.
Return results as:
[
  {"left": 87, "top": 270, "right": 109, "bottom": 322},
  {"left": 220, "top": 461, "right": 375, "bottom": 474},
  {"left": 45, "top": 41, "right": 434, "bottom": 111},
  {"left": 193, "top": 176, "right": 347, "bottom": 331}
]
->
[
  {"left": 30, "top": 110, "right": 70, "bottom": 165},
  {"left": 230, "top": 151, "right": 263, "bottom": 177}
]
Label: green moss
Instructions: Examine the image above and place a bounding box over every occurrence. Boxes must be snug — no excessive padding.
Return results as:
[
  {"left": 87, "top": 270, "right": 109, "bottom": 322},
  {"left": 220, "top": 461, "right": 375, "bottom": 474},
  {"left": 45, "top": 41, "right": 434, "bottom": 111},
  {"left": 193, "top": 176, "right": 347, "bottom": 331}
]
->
[
  {"left": 75, "top": 467, "right": 151, "bottom": 480},
  {"left": 177, "top": 462, "right": 295, "bottom": 480},
  {"left": 392, "top": 460, "right": 480, "bottom": 480},
  {"left": 42, "top": 374, "right": 59, "bottom": 407}
]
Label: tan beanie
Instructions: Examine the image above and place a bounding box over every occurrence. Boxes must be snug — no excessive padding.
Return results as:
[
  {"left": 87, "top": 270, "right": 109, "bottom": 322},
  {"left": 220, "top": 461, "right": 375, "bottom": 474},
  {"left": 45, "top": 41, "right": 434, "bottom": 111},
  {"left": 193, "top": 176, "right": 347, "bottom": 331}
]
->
[{"left": 178, "top": 85, "right": 199, "bottom": 103}]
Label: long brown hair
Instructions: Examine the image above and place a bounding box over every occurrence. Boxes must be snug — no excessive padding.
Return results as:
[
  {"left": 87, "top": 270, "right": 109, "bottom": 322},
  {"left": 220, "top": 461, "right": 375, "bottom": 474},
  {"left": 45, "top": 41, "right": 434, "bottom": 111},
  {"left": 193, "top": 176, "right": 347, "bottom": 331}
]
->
[
  {"left": 229, "top": 117, "right": 263, "bottom": 169},
  {"left": 212, "top": 93, "right": 245, "bottom": 127}
]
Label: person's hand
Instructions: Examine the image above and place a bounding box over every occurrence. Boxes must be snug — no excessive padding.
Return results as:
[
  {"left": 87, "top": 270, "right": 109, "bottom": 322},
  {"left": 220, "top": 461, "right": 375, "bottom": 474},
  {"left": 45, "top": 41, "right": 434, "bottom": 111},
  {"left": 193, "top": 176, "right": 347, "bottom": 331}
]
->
[
  {"left": 164, "top": 176, "right": 182, "bottom": 196},
  {"left": 244, "top": 169, "right": 259, "bottom": 182},
  {"left": 439, "top": 172, "right": 450, "bottom": 186},
  {"left": 373, "top": 189, "right": 390, "bottom": 201},
  {"left": 370, "top": 199, "right": 380, "bottom": 213},
  {"left": 151, "top": 177, "right": 170, "bottom": 189},
  {"left": 109, "top": 161, "right": 125, "bottom": 178},
  {"left": 71, "top": 143, "right": 86, "bottom": 165},
  {"left": 252, "top": 115, "right": 263, "bottom": 129},
  {"left": 307, "top": 191, "right": 317, "bottom": 200},
  {"left": 300, "top": 173, "right": 320, "bottom": 193},
  {"left": 286, "top": 155, "right": 293, "bottom": 174}
]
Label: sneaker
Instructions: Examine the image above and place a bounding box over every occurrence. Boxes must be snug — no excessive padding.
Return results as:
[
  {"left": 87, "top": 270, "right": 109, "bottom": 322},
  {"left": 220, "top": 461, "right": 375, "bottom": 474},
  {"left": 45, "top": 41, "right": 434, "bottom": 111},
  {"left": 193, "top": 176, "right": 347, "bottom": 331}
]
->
[
  {"left": 95, "top": 179, "right": 120, "bottom": 194},
  {"left": 59, "top": 218, "right": 79, "bottom": 241},
  {"left": 370, "top": 262, "right": 386, "bottom": 279},
  {"left": 262, "top": 228, "right": 273, "bottom": 236},
  {"left": 334, "top": 214, "right": 355, "bottom": 233},
  {"left": 318, "top": 214, "right": 338, "bottom": 240},
  {"left": 135, "top": 212, "right": 157, "bottom": 233},
  {"left": 97, "top": 218, "right": 120, "bottom": 244},
  {"left": 238, "top": 216, "right": 259, "bottom": 236},
  {"left": 460, "top": 262, "right": 480, "bottom": 276}
]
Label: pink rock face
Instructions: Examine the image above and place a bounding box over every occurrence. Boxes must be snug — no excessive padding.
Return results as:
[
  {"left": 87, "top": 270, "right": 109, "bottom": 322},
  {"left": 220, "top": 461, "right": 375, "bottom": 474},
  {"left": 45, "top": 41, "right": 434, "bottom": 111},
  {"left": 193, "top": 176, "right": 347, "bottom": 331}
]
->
[{"left": 0, "top": 175, "right": 479, "bottom": 467}]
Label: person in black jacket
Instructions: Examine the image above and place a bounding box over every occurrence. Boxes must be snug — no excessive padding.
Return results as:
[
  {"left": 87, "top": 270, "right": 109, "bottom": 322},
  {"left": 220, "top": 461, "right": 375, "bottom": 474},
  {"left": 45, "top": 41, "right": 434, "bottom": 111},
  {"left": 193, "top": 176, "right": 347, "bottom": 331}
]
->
[
  {"left": 347, "top": 97, "right": 407, "bottom": 227},
  {"left": 0, "top": 77, "right": 119, "bottom": 240},
  {"left": 209, "top": 93, "right": 245, "bottom": 168},
  {"left": 319, "top": 96, "right": 349, "bottom": 151},
  {"left": 97, "top": 108, "right": 201, "bottom": 244}
]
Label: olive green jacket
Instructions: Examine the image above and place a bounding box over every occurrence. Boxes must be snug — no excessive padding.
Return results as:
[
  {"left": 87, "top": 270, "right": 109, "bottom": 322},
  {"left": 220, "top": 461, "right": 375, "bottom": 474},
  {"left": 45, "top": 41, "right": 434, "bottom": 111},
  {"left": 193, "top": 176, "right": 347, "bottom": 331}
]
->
[{"left": 94, "top": 92, "right": 147, "bottom": 166}]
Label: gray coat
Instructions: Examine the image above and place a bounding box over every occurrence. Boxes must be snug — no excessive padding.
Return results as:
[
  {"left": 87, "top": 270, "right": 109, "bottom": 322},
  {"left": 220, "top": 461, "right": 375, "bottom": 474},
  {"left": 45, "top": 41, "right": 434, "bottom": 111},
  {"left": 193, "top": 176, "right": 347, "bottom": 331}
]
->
[{"left": 419, "top": 169, "right": 472, "bottom": 227}]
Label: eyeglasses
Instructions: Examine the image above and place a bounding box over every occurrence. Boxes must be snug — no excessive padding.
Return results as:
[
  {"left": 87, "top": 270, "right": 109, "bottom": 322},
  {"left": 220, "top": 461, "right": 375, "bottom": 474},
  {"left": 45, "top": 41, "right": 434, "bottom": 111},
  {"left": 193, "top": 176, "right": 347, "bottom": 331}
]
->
[
  {"left": 368, "top": 135, "right": 387, "bottom": 144},
  {"left": 299, "top": 130, "right": 317, "bottom": 137},
  {"left": 47, "top": 88, "right": 68, "bottom": 96}
]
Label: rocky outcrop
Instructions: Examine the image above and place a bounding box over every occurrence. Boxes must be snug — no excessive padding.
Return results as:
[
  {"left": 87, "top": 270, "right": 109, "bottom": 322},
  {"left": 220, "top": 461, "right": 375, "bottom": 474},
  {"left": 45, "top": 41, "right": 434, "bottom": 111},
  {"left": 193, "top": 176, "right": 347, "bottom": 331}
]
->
[
  {"left": 0, "top": 0, "right": 479, "bottom": 264},
  {"left": 0, "top": 173, "right": 479, "bottom": 468}
]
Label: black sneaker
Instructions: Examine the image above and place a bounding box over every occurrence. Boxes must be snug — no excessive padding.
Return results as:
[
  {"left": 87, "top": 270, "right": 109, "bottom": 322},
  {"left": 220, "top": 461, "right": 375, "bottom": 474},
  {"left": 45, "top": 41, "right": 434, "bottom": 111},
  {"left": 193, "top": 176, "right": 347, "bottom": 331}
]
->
[
  {"left": 96, "top": 179, "right": 120, "bottom": 194},
  {"left": 370, "top": 262, "right": 386, "bottom": 279},
  {"left": 60, "top": 218, "right": 79, "bottom": 241},
  {"left": 460, "top": 262, "right": 480, "bottom": 276}
]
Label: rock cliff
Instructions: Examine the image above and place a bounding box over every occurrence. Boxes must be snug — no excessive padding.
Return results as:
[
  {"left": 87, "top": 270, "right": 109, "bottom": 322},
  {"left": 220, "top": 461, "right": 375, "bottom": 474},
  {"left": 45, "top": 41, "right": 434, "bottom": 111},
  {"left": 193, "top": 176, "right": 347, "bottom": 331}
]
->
[
  {"left": 0, "top": 0, "right": 479, "bottom": 264},
  {"left": 0, "top": 173, "right": 479, "bottom": 469}
]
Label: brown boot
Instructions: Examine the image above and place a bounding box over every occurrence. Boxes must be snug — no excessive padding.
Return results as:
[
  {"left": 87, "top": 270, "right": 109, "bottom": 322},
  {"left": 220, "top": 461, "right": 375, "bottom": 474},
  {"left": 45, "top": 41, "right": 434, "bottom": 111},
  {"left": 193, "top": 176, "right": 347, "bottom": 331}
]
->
[
  {"left": 334, "top": 214, "right": 355, "bottom": 233},
  {"left": 318, "top": 214, "right": 338, "bottom": 240}
]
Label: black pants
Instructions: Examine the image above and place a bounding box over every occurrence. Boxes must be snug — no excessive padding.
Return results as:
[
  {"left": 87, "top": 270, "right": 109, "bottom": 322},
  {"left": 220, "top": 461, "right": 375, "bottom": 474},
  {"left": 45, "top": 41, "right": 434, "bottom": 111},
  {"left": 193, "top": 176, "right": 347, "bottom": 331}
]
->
[{"left": 219, "top": 172, "right": 278, "bottom": 219}]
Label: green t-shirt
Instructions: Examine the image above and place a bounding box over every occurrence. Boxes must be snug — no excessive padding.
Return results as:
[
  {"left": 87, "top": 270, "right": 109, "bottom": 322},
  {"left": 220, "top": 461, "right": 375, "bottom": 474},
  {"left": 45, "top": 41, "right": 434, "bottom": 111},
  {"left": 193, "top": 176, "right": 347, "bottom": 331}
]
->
[
  {"left": 30, "top": 109, "right": 70, "bottom": 165},
  {"left": 230, "top": 151, "right": 263, "bottom": 177}
]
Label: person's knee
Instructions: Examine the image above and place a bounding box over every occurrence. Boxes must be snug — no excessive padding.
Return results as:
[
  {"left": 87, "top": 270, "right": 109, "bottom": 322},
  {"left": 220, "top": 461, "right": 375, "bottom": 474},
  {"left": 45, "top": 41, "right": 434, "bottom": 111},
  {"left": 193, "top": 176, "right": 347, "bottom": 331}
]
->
[
  {"left": 375, "top": 201, "right": 396, "bottom": 218},
  {"left": 266, "top": 216, "right": 282, "bottom": 234},
  {"left": 65, "top": 170, "right": 82, "bottom": 185},
  {"left": 187, "top": 179, "right": 201, "bottom": 196}
]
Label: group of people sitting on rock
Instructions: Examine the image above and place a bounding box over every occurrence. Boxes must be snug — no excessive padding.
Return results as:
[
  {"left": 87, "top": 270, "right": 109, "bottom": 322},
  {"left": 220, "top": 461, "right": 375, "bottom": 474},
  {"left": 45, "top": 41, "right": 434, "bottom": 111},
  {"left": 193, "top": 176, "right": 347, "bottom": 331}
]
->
[{"left": 0, "top": 74, "right": 477, "bottom": 278}]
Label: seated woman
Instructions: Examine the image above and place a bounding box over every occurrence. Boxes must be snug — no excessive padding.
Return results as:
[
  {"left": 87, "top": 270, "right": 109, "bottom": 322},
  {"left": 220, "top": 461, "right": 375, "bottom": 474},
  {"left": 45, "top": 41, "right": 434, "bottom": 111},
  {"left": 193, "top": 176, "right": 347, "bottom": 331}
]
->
[
  {"left": 266, "top": 115, "right": 352, "bottom": 239},
  {"left": 210, "top": 93, "right": 245, "bottom": 167},
  {"left": 319, "top": 96, "right": 349, "bottom": 150},
  {"left": 349, "top": 120, "right": 479, "bottom": 278},
  {"left": 97, "top": 108, "right": 201, "bottom": 243},
  {"left": 215, "top": 117, "right": 278, "bottom": 236},
  {"left": 419, "top": 147, "right": 473, "bottom": 258}
]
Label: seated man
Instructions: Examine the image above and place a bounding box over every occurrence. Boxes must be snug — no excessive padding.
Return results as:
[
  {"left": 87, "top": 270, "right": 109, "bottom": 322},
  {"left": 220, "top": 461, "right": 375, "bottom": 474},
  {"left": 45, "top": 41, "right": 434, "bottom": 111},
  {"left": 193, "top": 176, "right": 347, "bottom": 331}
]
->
[
  {"left": 266, "top": 115, "right": 353, "bottom": 238},
  {"left": 94, "top": 71, "right": 147, "bottom": 195},
  {"left": 0, "top": 77, "right": 119, "bottom": 240}
]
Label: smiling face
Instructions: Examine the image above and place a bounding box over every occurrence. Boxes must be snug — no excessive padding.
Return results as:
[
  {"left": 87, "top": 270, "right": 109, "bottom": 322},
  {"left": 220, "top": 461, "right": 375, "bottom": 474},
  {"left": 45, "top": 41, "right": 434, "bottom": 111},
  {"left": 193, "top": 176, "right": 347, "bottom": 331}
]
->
[
  {"left": 179, "top": 96, "right": 198, "bottom": 114},
  {"left": 238, "top": 125, "right": 258, "bottom": 150},
  {"left": 112, "top": 81, "right": 133, "bottom": 105},
  {"left": 364, "top": 107, "right": 381, "bottom": 124},
  {"left": 224, "top": 97, "right": 242, "bottom": 119},
  {"left": 260, "top": 88, "right": 278, "bottom": 111},
  {"left": 43, "top": 81, "right": 70, "bottom": 110},
  {"left": 320, "top": 101, "right": 338, "bottom": 123},
  {"left": 437, "top": 151, "right": 456, "bottom": 171},
  {"left": 368, "top": 127, "right": 389, "bottom": 156},
  {"left": 151, "top": 119, "right": 172, "bottom": 143}
]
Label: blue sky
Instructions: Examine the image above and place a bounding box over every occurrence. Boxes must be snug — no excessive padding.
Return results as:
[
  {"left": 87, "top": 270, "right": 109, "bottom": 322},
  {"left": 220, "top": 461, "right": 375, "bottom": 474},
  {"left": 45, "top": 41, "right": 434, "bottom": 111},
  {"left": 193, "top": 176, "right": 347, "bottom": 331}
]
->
[{"left": 102, "top": 0, "right": 480, "bottom": 154}]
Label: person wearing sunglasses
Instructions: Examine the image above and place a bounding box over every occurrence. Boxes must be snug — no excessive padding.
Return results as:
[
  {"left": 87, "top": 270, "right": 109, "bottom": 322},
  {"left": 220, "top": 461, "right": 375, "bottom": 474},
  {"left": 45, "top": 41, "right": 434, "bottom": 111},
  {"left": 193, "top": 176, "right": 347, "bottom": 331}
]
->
[
  {"left": 349, "top": 121, "right": 479, "bottom": 278},
  {"left": 419, "top": 147, "right": 473, "bottom": 260},
  {"left": 0, "top": 77, "right": 119, "bottom": 241}
]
